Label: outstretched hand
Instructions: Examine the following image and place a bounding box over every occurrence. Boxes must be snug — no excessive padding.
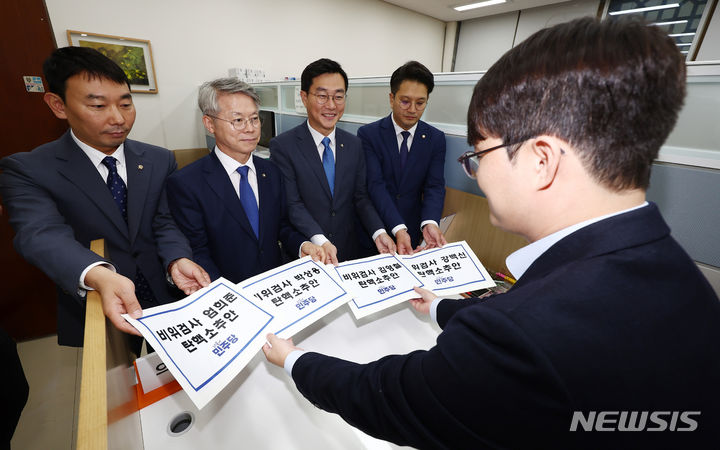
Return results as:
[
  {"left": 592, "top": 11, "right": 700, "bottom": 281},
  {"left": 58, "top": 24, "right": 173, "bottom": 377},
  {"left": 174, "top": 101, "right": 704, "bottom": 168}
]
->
[
  {"left": 409, "top": 286, "right": 438, "bottom": 315},
  {"left": 262, "top": 333, "right": 302, "bottom": 367}
]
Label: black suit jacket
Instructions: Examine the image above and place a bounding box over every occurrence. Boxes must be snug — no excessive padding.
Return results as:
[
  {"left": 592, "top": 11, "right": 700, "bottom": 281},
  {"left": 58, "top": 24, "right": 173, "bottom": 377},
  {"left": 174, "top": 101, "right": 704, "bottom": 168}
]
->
[
  {"left": 270, "top": 122, "right": 384, "bottom": 261},
  {"left": 0, "top": 131, "right": 192, "bottom": 346},
  {"left": 167, "top": 152, "right": 306, "bottom": 283},
  {"left": 359, "top": 115, "right": 446, "bottom": 248},
  {"left": 291, "top": 204, "right": 720, "bottom": 449}
]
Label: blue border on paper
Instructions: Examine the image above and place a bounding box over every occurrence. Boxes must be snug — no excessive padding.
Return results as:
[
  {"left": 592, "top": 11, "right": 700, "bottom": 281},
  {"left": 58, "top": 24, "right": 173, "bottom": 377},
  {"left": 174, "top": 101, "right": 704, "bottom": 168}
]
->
[
  {"left": 399, "top": 243, "right": 486, "bottom": 292},
  {"left": 334, "top": 254, "right": 424, "bottom": 309},
  {"left": 136, "top": 282, "right": 273, "bottom": 392},
  {"left": 240, "top": 259, "right": 348, "bottom": 335}
]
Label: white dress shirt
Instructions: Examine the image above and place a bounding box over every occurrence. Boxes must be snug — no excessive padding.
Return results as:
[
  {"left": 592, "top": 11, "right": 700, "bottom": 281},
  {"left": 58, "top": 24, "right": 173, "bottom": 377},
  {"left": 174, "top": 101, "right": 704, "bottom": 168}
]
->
[
  {"left": 214, "top": 146, "right": 259, "bottom": 205},
  {"left": 306, "top": 122, "right": 385, "bottom": 244},
  {"left": 428, "top": 202, "right": 650, "bottom": 322},
  {"left": 71, "top": 130, "right": 125, "bottom": 292},
  {"left": 390, "top": 114, "right": 438, "bottom": 236}
]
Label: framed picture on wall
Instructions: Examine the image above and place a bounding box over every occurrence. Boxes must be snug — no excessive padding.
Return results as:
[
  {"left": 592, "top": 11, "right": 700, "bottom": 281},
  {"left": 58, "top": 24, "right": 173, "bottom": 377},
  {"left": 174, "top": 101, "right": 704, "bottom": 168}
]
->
[{"left": 67, "top": 30, "right": 159, "bottom": 94}]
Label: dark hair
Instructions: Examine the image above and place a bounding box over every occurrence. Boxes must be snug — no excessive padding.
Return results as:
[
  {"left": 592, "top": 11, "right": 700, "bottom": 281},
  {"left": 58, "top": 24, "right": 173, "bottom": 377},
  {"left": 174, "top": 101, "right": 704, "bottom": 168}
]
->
[
  {"left": 390, "top": 61, "right": 434, "bottom": 95},
  {"left": 300, "top": 58, "right": 348, "bottom": 93},
  {"left": 43, "top": 46, "right": 130, "bottom": 100},
  {"left": 467, "top": 17, "right": 686, "bottom": 191}
]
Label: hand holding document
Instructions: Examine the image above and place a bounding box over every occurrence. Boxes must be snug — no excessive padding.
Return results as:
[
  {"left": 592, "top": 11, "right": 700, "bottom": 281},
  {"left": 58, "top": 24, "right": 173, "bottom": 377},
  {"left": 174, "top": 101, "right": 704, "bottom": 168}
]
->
[
  {"left": 123, "top": 257, "right": 350, "bottom": 409},
  {"left": 122, "top": 242, "right": 494, "bottom": 409}
]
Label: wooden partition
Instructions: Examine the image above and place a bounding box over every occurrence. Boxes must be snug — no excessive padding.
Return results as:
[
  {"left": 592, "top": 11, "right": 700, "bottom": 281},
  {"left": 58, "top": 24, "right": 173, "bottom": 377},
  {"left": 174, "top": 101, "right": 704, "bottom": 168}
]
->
[
  {"left": 76, "top": 239, "right": 143, "bottom": 450},
  {"left": 173, "top": 148, "right": 209, "bottom": 169},
  {"left": 442, "top": 187, "right": 527, "bottom": 275}
]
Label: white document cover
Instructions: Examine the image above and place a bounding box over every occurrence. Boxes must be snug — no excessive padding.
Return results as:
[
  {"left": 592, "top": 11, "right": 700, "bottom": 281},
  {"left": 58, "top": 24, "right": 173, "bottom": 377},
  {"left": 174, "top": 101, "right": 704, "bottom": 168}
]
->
[
  {"left": 123, "top": 257, "right": 350, "bottom": 409},
  {"left": 335, "top": 253, "right": 425, "bottom": 319},
  {"left": 399, "top": 241, "right": 495, "bottom": 295},
  {"left": 124, "top": 278, "right": 271, "bottom": 409}
]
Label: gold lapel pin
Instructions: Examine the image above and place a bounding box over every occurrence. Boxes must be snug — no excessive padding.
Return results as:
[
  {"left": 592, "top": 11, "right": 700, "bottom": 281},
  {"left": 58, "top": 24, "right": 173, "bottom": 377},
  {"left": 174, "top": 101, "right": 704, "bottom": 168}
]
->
[
  {"left": 261, "top": 173, "right": 266, "bottom": 178},
  {"left": 138, "top": 164, "right": 144, "bottom": 170},
  {"left": 421, "top": 134, "right": 426, "bottom": 139},
  {"left": 340, "top": 143, "right": 344, "bottom": 148}
]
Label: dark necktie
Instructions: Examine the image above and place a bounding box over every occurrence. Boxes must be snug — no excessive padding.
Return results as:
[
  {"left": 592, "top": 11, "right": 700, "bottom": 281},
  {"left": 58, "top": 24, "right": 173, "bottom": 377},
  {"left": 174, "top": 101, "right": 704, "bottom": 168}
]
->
[
  {"left": 101, "top": 156, "right": 155, "bottom": 303},
  {"left": 399, "top": 131, "right": 411, "bottom": 170},
  {"left": 101, "top": 156, "right": 127, "bottom": 221},
  {"left": 321, "top": 137, "right": 335, "bottom": 196},
  {"left": 237, "top": 166, "right": 259, "bottom": 238}
]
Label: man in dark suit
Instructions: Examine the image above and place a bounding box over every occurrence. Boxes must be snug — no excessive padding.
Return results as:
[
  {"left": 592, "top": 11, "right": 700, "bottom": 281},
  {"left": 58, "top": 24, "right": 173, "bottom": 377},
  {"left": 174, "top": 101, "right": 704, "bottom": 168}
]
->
[
  {"left": 358, "top": 61, "right": 446, "bottom": 253},
  {"left": 167, "top": 78, "right": 325, "bottom": 283},
  {"left": 270, "top": 58, "right": 396, "bottom": 264},
  {"left": 263, "top": 18, "right": 720, "bottom": 449},
  {"left": 0, "top": 47, "right": 209, "bottom": 348}
]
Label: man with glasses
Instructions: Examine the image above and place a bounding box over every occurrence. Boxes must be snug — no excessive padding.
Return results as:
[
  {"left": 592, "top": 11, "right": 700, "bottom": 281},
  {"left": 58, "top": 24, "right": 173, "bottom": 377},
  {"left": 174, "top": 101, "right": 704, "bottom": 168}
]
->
[
  {"left": 270, "top": 59, "right": 395, "bottom": 264},
  {"left": 358, "top": 61, "right": 447, "bottom": 253},
  {"left": 0, "top": 47, "right": 210, "bottom": 351},
  {"left": 263, "top": 18, "right": 720, "bottom": 448},
  {"left": 167, "top": 78, "right": 325, "bottom": 283}
]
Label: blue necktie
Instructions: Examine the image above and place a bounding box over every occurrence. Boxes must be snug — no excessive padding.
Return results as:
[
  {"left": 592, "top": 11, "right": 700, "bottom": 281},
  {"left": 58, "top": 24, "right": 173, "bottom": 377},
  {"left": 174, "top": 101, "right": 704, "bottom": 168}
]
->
[
  {"left": 237, "top": 166, "right": 259, "bottom": 238},
  {"left": 399, "top": 131, "right": 410, "bottom": 170},
  {"left": 321, "top": 137, "right": 335, "bottom": 196},
  {"left": 101, "top": 156, "right": 127, "bottom": 221},
  {"left": 101, "top": 156, "right": 154, "bottom": 302}
]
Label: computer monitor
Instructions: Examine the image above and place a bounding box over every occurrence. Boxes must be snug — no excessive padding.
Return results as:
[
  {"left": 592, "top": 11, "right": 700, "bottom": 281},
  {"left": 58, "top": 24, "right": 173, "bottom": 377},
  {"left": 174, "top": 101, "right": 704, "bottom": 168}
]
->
[{"left": 258, "top": 110, "right": 275, "bottom": 148}]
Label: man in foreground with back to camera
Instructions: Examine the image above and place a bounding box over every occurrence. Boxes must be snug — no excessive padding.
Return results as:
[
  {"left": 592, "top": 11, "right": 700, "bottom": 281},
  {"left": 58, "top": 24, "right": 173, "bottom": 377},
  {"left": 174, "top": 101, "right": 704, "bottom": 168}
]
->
[
  {"left": 167, "top": 78, "right": 325, "bottom": 283},
  {"left": 0, "top": 47, "right": 209, "bottom": 354},
  {"left": 359, "top": 61, "right": 447, "bottom": 254},
  {"left": 263, "top": 17, "right": 720, "bottom": 449}
]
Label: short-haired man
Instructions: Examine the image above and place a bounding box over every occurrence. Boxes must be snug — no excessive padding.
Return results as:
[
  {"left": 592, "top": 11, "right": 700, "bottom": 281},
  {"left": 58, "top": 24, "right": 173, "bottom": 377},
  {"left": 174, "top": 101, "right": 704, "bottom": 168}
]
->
[
  {"left": 263, "top": 18, "right": 720, "bottom": 449},
  {"left": 167, "top": 78, "right": 325, "bottom": 283},
  {"left": 270, "top": 58, "right": 396, "bottom": 264},
  {"left": 0, "top": 47, "right": 209, "bottom": 348},
  {"left": 358, "top": 61, "right": 447, "bottom": 253}
]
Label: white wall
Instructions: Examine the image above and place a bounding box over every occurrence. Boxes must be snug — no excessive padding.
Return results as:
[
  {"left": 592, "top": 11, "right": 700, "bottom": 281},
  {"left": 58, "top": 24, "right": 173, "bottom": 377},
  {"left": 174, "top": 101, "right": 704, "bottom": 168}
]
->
[
  {"left": 45, "top": 0, "right": 445, "bottom": 150},
  {"left": 696, "top": 1, "right": 720, "bottom": 61},
  {"left": 454, "top": 0, "right": 600, "bottom": 71}
]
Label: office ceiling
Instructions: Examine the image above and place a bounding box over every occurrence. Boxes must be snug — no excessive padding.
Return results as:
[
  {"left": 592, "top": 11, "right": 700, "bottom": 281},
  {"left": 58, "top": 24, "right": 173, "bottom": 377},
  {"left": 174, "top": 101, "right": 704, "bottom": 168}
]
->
[{"left": 382, "top": 0, "right": 574, "bottom": 22}]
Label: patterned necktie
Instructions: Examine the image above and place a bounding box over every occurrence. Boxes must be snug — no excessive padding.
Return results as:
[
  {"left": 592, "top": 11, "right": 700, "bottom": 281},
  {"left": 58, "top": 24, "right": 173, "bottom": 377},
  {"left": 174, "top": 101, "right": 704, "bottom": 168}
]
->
[
  {"left": 321, "top": 137, "right": 335, "bottom": 196},
  {"left": 237, "top": 165, "right": 259, "bottom": 238},
  {"left": 101, "top": 156, "right": 155, "bottom": 302},
  {"left": 399, "top": 131, "right": 411, "bottom": 170},
  {"left": 101, "top": 156, "right": 127, "bottom": 221}
]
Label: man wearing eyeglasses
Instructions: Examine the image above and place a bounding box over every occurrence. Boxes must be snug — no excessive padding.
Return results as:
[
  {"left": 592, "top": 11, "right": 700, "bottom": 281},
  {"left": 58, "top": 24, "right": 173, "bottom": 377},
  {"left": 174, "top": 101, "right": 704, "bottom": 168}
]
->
[
  {"left": 263, "top": 18, "right": 720, "bottom": 449},
  {"left": 358, "top": 61, "right": 447, "bottom": 254},
  {"left": 166, "top": 79, "right": 325, "bottom": 283},
  {"left": 270, "top": 58, "right": 395, "bottom": 264}
]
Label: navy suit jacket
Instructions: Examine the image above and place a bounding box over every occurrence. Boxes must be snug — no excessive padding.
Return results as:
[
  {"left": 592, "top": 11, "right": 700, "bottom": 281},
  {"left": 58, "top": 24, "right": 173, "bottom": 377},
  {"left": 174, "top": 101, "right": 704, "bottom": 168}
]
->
[
  {"left": 291, "top": 203, "right": 720, "bottom": 449},
  {"left": 0, "top": 131, "right": 192, "bottom": 346},
  {"left": 270, "top": 123, "right": 384, "bottom": 262},
  {"left": 166, "top": 152, "right": 306, "bottom": 284},
  {"left": 359, "top": 115, "right": 446, "bottom": 248}
]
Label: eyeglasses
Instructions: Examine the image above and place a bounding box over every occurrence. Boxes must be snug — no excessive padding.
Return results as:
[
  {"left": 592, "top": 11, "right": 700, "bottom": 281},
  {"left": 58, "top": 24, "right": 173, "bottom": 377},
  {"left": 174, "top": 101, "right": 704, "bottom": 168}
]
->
[
  {"left": 457, "top": 140, "right": 526, "bottom": 179},
  {"left": 309, "top": 92, "right": 346, "bottom": 105},
  {"left": 396, "top": 98, "right": 427, "bottom": 111},
  {"left": 207, "top": 115, "right": 262, "bottom": 131}
]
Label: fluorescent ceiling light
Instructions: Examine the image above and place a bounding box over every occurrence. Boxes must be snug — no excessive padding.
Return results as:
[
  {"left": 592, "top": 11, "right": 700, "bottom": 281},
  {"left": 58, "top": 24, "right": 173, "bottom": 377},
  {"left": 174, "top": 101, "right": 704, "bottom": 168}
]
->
[
  {"left": 651, "top": 19, "right": 688, "bottom": 26},
  {"left": 669, "top": 32, "right": 696, "bottom": 37},
  {"left": 609, "top": 3, "right": 679, "bottom": 15},
  {"left": 454, "top": 0, "right": 507, "bottom": 12},
  {"left": 676, "top": 43, "right": 692, "bottom": 46}
]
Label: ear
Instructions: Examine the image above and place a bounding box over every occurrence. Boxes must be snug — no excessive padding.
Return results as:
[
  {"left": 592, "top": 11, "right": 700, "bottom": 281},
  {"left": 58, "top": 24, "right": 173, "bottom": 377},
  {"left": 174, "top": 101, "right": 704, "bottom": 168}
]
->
[
  {"left": 44, "top": 93, "right": 67, "bottom": 119},
  {"left": 300, "top": 90, "right": 308, "bottom": 109},
  {"left": 202, "top": 115, "right": 215, "bottom": 135},
  {"left": 527, "top": 136, "right": 564, "bottom": 191},
  {"left": 388, "top": 92, "right": 394, "bottom": 108}
]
